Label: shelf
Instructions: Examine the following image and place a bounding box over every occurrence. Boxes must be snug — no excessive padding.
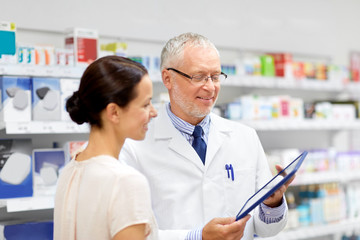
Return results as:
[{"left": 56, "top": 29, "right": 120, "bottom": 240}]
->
[
  {"left": 225, "top": 75, "right": 353, "bottom": 92},
  {"left": 0, "top": 64, "right": 85, "bottom": 78},
  {"left": 2, "top": 64, "right": 359, "bottom": 94},
  {"left": 3, "top": 121, "right": 89, "bottom": 134},
  {"left": 257, "top": 218, "right": 360, "bottom": 240},
  {"left": 238, "top": 119, "right": 360, "bottom": 131},
  {"left": 292, "top": 171, "right": 360, "bottom": 186}
]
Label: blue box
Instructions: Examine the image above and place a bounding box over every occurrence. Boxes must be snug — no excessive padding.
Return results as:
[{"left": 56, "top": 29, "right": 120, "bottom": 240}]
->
[
  {"left": 0, "top": 139, "right": 33, "bottom": 199},
  {"left": 0, "top": 76, "right": 31, "bottom": 122}
]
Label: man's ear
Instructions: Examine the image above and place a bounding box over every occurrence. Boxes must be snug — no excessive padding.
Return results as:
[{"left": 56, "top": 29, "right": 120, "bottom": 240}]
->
[
  {"left": 162, "top": 69, "right": 172, "bottom": 90},
  {"left": 105, "top": 103, "right": 121, "bottom": 123}
]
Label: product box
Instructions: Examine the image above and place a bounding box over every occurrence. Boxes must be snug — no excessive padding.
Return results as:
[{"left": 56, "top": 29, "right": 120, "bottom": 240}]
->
[
  {"left": 258, "top": 97, "right": 273, "bottom": 120},
  {"left": 0, "top": 21, "right": 16, "bottom": 64},
  {"left": 65, "top": 28, "right": 98, "bottom": 67},
  {"left": 315, "top": 63, "right": 327, "bottom": 80},
  {"left": 267, "top": 53, "right": 293, "bottom": 78},
  {"left": 226, "top": 102, "right": 242, "bottom": 120},
  {"left": 350, "top": 52, "right": 360, "bottom": 82},
  {"left": 17, "top": 45, "right": 35, "bottom": 65},
  {"left": 34, "top": 45, "right": 55, "bottom": 66},
  {"left": 0, "top": 139, "right": 33, "bottom": 199},
  {"left": 31, "top": 77, "right": 61, "bottom": 121},
  {"left": 239, "top": 95, "right": 261, "bottom": 120},
  {"left": 304, "top": 62, "right": 316, "bottom": 79},
  {"left": 33, "top": 149, "right": 65, "bottom": 197},
  {"left": 279, "top": 95, "right": 291, "bottom": 118},
  {"left": 55, "top": 48, "right": 74, "bottom": 66},
  {"left": 4, "top": 221, "right": 54, "bottom": 240},
  {"left": 63, "top": 140, "right": 87, "bottom": 162},
  {"left": 331, "top": 104, "right": 356, "bottom": 120},
  {"left": 260, "top": 55, "right": 275, "bottom": 77},
  {"left": 0, "top": 76, "right": 32, "bottom": 122},
  {"left": 292, "top": 62, "right": 305, "bottom": 80},
  {"left": 101, "top": 42, "right": 127, "bottom": 57},
  {"left": 290, "top": 98, "right": 304, "bottom": 119},
  {"left": 60, "top": 78, "right": 80, "bottom": 121}
]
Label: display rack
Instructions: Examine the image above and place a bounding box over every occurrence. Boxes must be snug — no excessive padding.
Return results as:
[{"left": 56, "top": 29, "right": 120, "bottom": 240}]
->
[
  {"left": 221, "top": 75, "right": 360, "bottom": 240},
  {"left": 293, "top": 171, "right": 360, "bottom": 186},
  {"left": 4, "top": 121, "right": 88, "bottom": 134},
  {"left": 238, "top": 119, "right": 360, "bottom": 131},
  {"left": 226, "top": 75, "right": 344, "bottom": 91},
  {"left": 1, "top": 62, "right": 360, "bottom": 239},
  {"left": 0, "top": 64, "right": 85, "bottom": 78},
  {"left": 257, "top": 217, "right": 360, "bottom": 240}
]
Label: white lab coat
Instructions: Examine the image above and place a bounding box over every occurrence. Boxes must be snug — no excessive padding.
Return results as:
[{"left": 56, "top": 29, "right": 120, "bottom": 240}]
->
[{"left": 120, "top": 104, "right": 287, "bottom": 240}]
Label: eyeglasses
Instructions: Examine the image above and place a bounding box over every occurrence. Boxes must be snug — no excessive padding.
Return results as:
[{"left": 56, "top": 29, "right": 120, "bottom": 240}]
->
[{"left": 167, "top": 68, "right": 227, "bottom": 85}]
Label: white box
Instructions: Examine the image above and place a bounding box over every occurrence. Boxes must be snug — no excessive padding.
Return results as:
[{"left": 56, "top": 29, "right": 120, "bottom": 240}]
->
[
  {"left": 60, "top": 78, "right": 80, "bottom": 121},
  {"left": 31, "top": 77, "right": 61, "bottom": 121},
  {"left": 32, "top": 149, "right": 65, "bottom": 197},
  {"left": 65, "top": 28, "right": 98, "bottom": 67}
]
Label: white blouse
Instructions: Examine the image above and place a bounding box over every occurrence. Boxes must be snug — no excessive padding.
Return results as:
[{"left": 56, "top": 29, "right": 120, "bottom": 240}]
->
[{"left": 54, "top": 155, "right": 158, "bottom": 240}]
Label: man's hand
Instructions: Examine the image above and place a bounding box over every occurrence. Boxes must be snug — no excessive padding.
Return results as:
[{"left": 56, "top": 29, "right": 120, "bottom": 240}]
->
[
  {"left": 263, "top": 164, "right": 295, "bottom": 208},
  {"left": 202, "top": 215, "right": 251, "bottom": 240}
]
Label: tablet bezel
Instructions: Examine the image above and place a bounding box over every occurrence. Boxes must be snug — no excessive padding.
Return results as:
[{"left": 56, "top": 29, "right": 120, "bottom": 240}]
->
[{"left": 235, "top": 151, "right": 308, "bottom": 221}]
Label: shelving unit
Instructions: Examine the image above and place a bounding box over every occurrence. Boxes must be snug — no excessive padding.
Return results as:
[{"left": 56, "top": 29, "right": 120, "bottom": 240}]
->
[
  {"left": 226, "top": 75, "right": 343, "bottom": 91},
  {"left": 238, "top": 119, "right": 360, "bottom": 131},
  {"left": 0, "top": 64, "right": 88, "bottom": 230},
  {"left": 293, "top": 171, "right": 360, "bottom": 186},
  {"left": 258, "top": 217, "right": 360, "bottom": 240},
  {"left": 3, "top": 121, "right": 88, "bottom": 134},
  {"left": 146, "top": 72, "right": 360, "bottom": 240},
  {"left": 0, "top": 64, "right": 85, "bottom": 78},
  {"left": 1, "top": 61, "right": 360, "bottom": 240}
]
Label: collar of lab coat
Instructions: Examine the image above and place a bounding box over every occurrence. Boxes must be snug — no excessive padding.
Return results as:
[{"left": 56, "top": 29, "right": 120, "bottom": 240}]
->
[{"left": 154, "top": 104, "right": 232, "bottom": 170}]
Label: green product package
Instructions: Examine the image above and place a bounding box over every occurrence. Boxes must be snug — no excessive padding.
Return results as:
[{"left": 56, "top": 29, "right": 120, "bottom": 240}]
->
[{"left": 260, "top": 55, "right": 275, "bottom": 77}]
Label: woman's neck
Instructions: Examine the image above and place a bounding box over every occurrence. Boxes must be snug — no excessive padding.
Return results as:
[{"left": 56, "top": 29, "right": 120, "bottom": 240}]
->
[{"left": 76, "top": 125, "right": 124, "bottom": 161}]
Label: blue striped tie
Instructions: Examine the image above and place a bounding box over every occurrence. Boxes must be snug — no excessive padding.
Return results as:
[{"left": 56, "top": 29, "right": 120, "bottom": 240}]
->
[{"left": 192, "top": 125, "right": 207, "bottom": 164}]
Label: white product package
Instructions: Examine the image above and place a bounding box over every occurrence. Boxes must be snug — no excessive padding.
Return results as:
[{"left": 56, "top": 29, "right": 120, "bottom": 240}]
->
[
  {"left": 0, "top": 153, "right": 31, "bottom": 185},
  {"left": 60, "top": 78, "right": 80, "bottom": 121},
  {"left": 33, "top": 149, "right": 65, "bottom": 197},
  {"left": 31, "top": 77, "right": 61, "bottom": 121}
]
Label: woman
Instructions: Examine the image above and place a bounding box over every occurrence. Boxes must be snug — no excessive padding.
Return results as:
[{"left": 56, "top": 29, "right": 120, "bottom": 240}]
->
[{"left": 54, "top": 56, "right": 158, "bottom": 240}]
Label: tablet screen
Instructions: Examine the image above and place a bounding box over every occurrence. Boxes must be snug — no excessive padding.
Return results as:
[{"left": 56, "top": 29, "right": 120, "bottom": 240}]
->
[{"left": 236, "top": 151, "right": 307, "bottom": 220}]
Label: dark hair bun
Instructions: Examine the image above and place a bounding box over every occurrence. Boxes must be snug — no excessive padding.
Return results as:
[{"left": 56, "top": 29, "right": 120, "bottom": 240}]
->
[{"left": 66, "top": 91, "right": 88, "bottom": 125}]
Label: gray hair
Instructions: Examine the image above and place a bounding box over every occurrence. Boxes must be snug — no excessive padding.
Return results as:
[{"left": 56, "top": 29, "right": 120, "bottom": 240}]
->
[{"left": 160, "top": 32, "right": 219, "bottom": 71}]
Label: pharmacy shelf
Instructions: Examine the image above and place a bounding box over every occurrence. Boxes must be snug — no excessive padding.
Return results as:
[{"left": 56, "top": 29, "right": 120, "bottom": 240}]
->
[
  {"left": 258, "top": 218, "right": 360, "bottom": 240},
  {"left": 292, "top": 171, "right": 360, "bottom": 186},
  {"left": 225, "top": 75, "right": 354, "bottom": 92},
  {"left": 2, "top": 64, "right": 359, "bottom": 93},
  {"left": 0, "top": 64, "right": 164, "bottom": 82},
  {"left": 0, "top": 64, "right": 85, "bottom": 78},
  {"left": 1, "top": 121, "right": 89, "bottom": 134},
  {"left": 238, "top": 119, "right": 360, "bottom": 131}
]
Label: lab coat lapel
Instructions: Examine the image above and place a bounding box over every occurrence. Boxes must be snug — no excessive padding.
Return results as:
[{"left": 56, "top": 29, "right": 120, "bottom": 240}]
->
[
  {"left": 154, "top": 105, "right": 204, "bottom": 170},
  {"left": 205, "top": 113, "right": 231, "bottom": 167}
]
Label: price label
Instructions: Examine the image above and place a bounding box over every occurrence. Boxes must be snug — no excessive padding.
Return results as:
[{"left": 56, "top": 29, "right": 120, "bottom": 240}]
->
[
  {"left": 25, "top": 67, "right": 36, "bottom": 75},
  {"left": 45, "top": 68, "right": 54, "bottom": 75}
]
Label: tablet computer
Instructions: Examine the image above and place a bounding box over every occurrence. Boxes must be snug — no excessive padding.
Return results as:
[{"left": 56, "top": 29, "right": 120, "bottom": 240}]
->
[{"left": 236, "top": 150, "right": 308, "bottom": 221}]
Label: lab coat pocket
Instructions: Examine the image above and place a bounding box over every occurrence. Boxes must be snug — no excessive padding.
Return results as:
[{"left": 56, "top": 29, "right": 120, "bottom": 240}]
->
[{"left": 224, "top": 167, "right": 256, "bottom": 217}]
